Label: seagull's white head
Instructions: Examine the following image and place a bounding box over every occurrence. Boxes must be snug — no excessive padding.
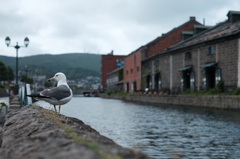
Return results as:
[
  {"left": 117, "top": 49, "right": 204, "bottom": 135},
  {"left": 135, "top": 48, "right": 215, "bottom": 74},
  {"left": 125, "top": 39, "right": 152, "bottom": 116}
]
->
[{"left": 49, "top": 72, "right": 67, "bottom": 86}]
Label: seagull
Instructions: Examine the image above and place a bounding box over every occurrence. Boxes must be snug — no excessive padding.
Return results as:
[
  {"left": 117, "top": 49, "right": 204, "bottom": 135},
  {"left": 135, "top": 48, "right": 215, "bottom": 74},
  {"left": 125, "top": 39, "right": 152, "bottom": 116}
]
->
[{"left": 27, "top": 72, "right": 72, "bottom": 113}]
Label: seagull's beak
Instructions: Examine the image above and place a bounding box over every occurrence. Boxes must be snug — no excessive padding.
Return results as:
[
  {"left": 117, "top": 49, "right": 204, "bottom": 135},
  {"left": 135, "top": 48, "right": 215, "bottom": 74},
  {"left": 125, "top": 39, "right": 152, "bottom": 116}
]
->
[{"left": 48, "top": 77, "right": 55, "bottom": 82}]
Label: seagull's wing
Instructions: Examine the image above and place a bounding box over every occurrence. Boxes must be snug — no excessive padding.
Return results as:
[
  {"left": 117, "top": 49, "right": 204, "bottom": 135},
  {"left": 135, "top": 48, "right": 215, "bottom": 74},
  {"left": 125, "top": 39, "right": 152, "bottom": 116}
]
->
[
  {"left": 27, "top": 85, "right": 71, "bottom": 101},
  {"left": 40, "top": 85, "right": 71, "bottom": 100}
]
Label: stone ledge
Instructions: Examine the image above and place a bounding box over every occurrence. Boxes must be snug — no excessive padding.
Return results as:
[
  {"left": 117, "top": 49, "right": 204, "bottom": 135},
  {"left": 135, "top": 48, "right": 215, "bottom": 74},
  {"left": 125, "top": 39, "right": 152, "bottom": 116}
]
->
[
  {"left": 0, "top": 106, "right": 151, "bottom": 159},
  {"left": 100, "top": 94, "right": 240, "bottom": 110}
]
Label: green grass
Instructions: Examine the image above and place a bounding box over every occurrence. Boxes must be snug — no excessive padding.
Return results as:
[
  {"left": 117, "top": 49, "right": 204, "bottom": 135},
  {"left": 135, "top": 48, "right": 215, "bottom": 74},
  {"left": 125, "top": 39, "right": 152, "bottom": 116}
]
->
[
  {"left": 180, "top": 81, "right": 240, "bottom": 96},
  {"left": 180, "top": 88, "right": 240, "bottom": 96}
]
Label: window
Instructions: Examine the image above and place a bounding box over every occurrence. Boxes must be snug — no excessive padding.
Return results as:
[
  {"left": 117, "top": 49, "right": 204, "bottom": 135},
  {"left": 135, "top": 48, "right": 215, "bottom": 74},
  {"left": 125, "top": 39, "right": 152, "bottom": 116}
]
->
[
  {"left": 184, "top": 52, "right": 191, "bottom": 60},
  {"left": 131, "top": 69, "right": 133, "bottom": 73},
  {"left": 144, "top": 62, "right": 150, "bottom": 69},
  {"left": 207, "top": 45, "right": 215, "bottom": 55},
  {"left": 154, "top": 60, "right": 159, "bottom": 66},
  {"left": 126, "top": 70, "right": 128, "bottom": 75},
  {"left": 137, "top": 66, "right": 139, "bottom": 72}
]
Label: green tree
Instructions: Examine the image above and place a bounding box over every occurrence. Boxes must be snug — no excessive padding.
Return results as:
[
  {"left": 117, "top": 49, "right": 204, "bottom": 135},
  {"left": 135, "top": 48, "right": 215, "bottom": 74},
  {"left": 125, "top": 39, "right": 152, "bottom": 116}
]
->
[
  {"left": 21, "top": 75, "right": 33, "bottom": 84},
  {"left": 6, "top": 66, "right": 14, "bottom": 84},
  {"left": 0, "top": 61, "right": 7, "bottom": 82}
]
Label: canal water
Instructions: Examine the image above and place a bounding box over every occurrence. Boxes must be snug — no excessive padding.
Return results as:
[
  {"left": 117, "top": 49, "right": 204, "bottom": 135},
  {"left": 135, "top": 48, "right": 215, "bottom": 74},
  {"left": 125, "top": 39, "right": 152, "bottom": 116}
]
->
[{"left": 37, "top": 96, "right": 240, "bottom": 159}]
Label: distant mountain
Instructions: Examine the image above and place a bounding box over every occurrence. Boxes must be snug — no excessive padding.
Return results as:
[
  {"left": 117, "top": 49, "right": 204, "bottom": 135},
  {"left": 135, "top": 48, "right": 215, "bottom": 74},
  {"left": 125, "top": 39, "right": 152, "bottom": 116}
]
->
[{"left": 0, "top": 53, "right": 101, "bottom": 80}]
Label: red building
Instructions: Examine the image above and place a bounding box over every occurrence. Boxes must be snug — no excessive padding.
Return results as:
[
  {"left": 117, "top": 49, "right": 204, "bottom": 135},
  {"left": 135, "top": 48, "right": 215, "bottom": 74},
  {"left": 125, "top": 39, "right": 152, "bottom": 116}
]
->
[
  {"left": 101, "top": 51, "right": 125, "bottom": 89},
  {"left": 124, "top": 47, "right": 142, "bottom": 92},
  {"left": 144, "top": 17, "right": 201, "bottom": 58}
]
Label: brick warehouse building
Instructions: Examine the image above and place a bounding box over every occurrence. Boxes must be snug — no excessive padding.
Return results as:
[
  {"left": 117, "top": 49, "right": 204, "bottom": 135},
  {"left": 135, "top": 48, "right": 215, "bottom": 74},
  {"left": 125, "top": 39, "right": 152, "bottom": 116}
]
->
[
  {"left": 141, "top": 16, "right": 202, "bottom": 90},
  {"left": 123, "top": 16, "right": 201, "bottom": 92},
  {"left": 123, "top": 47, "right": 143, "bottom": 92},
  {"left": 101, "top": 51, "right": 125, "bottom": 90},
  {"left": 141, "top": 10, "right": 240, "bottom": 93}
]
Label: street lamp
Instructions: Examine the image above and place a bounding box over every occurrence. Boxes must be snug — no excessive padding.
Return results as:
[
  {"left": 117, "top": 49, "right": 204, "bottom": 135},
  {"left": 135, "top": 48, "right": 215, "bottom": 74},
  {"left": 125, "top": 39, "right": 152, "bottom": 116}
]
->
[{"left": 5, "top": 36, "right": 30, "bottom": 94}]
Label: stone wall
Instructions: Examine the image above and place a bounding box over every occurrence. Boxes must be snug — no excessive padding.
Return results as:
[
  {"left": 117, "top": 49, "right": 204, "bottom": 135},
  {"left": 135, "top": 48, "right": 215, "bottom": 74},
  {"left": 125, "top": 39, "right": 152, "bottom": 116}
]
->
[
  {"left": 0, "top": 106, "right": 151, "bottom": 159},
  {"left": 101, "top": 94, "right": 240, "bottom": 110},
  {"left": 218, "top": 39, "right": 239, "bottom": 90}
]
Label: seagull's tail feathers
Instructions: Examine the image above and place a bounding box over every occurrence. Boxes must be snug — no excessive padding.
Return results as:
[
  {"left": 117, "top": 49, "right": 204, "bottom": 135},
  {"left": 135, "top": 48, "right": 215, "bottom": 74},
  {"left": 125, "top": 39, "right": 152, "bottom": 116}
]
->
[{"left": 26, "top": 94, "right": 51, "bottom": 99}]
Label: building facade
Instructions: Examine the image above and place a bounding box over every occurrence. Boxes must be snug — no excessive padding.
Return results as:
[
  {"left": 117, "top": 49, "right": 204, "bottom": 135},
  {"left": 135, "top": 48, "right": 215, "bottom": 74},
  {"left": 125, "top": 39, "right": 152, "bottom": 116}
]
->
[
  {"left": 141, "top": 16, "right": 202, "bottom": 91},
  {"left": 106, "top": 67, "right": 124, "bottom": 91},
  {"left": 101, "top": 51, "right": 125, "bottom": 89},
  {"left": 123, "top": 47, "right": 142, "bottom": 92},
  {"left": 102, "top": 10, "right": 240, "bottom": 94},
  {"left": 142, "top": 10, "right": 240, "bottom": 93}
]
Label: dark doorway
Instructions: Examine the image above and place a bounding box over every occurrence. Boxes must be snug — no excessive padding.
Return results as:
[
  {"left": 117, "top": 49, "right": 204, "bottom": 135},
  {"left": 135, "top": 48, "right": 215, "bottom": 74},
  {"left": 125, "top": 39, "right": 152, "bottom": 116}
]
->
[
  {"left": 154, "top": 74, "right": 159, "bottom": 90},
  {"left": 183, "top": 70, "right": 191, "bottom": 89},
  {"left": 133, "top": 81, "right": 136, "bottom": 92},
  {"left": 206, "top": 67, "right": 215, "bottom": 88},
  {"left": 154, "top": 73, "right": 162, "bottom": 90},
  {"left": 146, "top": 75, "right": 152, "bottom": 89},
  {"left": 126, "top": 83, "right": 129, "bottom": 92}
]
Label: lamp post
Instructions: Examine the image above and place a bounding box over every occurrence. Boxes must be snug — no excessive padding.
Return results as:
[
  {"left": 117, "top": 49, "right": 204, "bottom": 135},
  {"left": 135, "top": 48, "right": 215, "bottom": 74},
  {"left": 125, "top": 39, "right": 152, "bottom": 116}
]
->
[{"left": 5, "top": 36, "right": 30, "bottom": 94}]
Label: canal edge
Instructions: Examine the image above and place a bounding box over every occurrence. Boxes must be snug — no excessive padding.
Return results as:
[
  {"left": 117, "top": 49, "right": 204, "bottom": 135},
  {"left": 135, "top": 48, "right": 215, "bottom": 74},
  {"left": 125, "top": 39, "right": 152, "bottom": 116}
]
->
[{"left": 99, "top": 94, "right": 240, "bottom": 111}]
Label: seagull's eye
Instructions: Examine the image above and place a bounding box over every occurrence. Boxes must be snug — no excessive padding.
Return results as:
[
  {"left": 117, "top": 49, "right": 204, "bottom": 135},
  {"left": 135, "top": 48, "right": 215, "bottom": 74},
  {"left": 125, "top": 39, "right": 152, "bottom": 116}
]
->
[{"left": 56, "top": 75, "right": 58, "bottom": 77}]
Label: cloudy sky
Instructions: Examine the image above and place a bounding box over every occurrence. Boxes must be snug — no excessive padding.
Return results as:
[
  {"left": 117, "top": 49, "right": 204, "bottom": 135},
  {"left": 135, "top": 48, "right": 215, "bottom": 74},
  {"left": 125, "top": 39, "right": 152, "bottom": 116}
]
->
[{"left": 0, "top": 0, "right": 239, "bottom": 57}]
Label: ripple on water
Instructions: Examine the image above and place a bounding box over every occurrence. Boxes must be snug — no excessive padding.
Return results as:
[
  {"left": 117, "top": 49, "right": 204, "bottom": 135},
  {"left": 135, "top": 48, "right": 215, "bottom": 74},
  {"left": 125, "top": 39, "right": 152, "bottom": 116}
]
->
[{"left": 36, "top": 97, "right": 240, "bottom": 158}]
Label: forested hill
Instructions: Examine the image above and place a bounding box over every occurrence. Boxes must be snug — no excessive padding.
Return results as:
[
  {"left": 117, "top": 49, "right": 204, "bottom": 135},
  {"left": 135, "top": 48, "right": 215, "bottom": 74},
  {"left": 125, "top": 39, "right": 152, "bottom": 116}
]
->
[{"left": 0, "top": 53, "right": 101, "bottom": 80}]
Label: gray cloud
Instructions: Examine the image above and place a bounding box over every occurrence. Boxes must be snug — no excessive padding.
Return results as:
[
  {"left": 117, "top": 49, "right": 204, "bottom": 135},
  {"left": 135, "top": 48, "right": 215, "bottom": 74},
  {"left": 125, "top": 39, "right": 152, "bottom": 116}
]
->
[{"left": 0, "top": 0, "right": 239, "bottom": 57}]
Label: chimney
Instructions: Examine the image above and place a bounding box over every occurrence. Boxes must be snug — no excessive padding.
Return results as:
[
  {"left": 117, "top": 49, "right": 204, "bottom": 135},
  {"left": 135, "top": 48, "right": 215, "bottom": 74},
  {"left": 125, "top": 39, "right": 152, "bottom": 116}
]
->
[
  {"left": 227, "top": 11, "right": 240, "bottom": 23},
  {"left": 108, "top": 50, "right": 114, "bottom": 55},
  {"left": 190, "top": 17, "right": 196, "bottom": 21}
]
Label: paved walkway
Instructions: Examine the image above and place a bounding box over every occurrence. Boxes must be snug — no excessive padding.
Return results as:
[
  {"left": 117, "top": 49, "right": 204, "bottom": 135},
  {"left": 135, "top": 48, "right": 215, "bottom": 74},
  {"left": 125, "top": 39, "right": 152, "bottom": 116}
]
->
[
  {"left": 1, "top": 96, "right": 21, "bottom": 126},
  {"left": 0, "top": 96, "right": 9, "bottom": 106},
  {"left": 0, "top": 96, "right": 21, "bottom": 109},
  {"left": 1, "top": 97, "right": 10, "bottom": 125},
  {"left": 9, "top": 96, "right": 21, "bottom": 110}
]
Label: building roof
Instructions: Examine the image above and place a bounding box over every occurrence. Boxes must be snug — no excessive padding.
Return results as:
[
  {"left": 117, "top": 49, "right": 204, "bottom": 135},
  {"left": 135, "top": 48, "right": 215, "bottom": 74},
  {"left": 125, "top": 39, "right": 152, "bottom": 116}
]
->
[
  {"left": 127, "top": 17, "right": 201, "bottom": 57},
  {"left": 142, "top": 10, "right": 240, "bottom": 62},
  {"left": 145, "top": 17, "right": 201, "bottom": 47},
  {"left": 106, "top": 67, "right": 123, "bottom": 76},
  {"left": 183, "top": 21, "right": 240, "bottom": 47},
  {"left": 168, "top": 11, "right": 240, "bottom": 51}
]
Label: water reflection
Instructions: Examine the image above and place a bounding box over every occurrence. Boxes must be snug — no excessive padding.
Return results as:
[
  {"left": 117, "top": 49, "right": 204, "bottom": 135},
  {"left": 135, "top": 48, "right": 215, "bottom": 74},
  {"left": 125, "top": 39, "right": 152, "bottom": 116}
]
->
[{"left": 36, "top": 96, "right": 240, "bottom": 158}]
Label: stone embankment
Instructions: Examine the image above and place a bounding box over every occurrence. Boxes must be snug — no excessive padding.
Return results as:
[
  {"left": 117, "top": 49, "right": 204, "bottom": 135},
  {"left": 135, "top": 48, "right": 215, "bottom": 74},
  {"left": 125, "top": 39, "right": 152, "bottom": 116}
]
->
[
  {"left": 101, "top": 94, "right": 240, "bottom": 110},
  {"left": 0, "top": 106, "right": 151, "bottom": 159}
]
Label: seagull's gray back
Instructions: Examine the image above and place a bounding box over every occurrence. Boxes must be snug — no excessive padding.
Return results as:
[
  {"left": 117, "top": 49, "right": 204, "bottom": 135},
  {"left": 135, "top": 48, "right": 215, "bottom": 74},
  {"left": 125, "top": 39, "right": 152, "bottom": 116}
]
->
[{"left": 41, "top": 85, "right": 71, "bottom": 100}]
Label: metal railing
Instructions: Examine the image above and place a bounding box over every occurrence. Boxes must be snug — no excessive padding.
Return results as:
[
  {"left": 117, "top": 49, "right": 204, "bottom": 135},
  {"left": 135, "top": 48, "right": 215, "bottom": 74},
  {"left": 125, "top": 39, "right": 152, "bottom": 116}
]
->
[{"left": 19, "top": 83, "right": 32, "bottom": 107}]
